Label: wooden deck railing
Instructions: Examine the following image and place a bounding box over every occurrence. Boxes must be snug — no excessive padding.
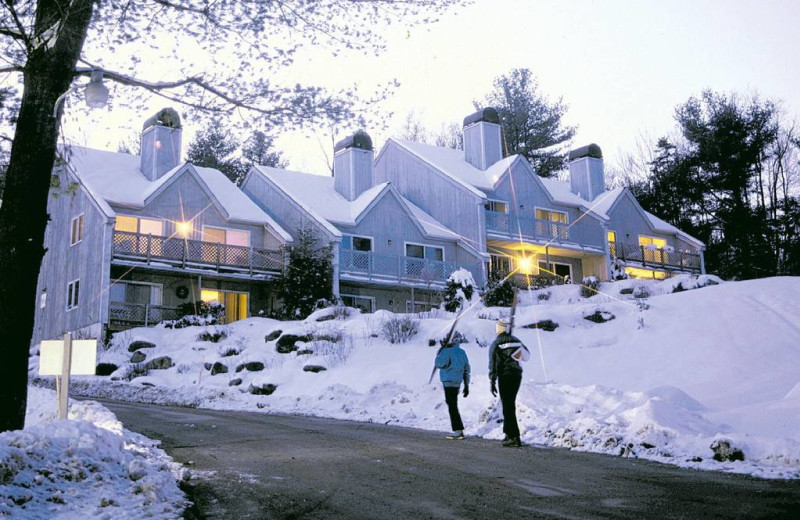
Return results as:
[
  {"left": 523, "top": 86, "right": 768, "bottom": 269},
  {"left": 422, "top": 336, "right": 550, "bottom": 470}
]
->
[
  {"left": 611, "top": 241, "right": 702, "bottom": 272},
  {"left": 108, "top": 302, "right": 180, "bottom": 327},
  {"left": 339, "top": 250, "right": 480, "bottom": 286},
  {"left": 486, "top": 211, "right": 570, "bottom": 242},
  {"left": 112, "top": 231, "right": 283, "bottom": 275}
]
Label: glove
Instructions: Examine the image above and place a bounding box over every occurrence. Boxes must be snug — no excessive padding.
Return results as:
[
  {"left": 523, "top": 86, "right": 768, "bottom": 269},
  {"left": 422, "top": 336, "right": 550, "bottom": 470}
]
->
[
  {"left": 462, "top": 385, "right": 469, "bottom": 398},
  {"left": 490, "top": 380, "right": 497, "bottom": 397}
]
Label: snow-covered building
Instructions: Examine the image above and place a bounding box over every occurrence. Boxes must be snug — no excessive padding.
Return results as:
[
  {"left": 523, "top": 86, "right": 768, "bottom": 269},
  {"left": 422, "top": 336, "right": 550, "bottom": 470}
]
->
[
  {"left": 374, "top": 107, "right": 705, "bottom": 283},
  {"left": 241, "top": 131, "right": 486, "bottom": 312},
  {"left": 33, "top": 109, "right": 292, "bottom": 344}
]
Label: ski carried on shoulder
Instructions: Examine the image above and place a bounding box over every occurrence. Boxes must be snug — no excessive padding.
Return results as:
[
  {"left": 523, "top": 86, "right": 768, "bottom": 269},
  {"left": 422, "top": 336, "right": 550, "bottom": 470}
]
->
[{"left": 428, "top": 311, "right": 463, "bottom": 384}]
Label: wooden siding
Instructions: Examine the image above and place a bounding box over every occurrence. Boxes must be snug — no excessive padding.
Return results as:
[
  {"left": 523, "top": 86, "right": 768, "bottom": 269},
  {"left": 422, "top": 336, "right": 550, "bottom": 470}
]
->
[
  {"left": 374, "top": 145, "right": 486, "bottom": 252},
  {"left": 608, "top": 194, "right": 679, "bottom": 249},
  {"left": 34, "top": 175, "right": 109, "bottom": 343}
]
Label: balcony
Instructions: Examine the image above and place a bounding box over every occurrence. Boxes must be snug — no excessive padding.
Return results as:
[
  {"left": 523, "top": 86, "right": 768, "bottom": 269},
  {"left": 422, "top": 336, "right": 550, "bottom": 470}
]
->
[
  {"left": 108, "top": 302, "right": 180, "bottom": 329},
  {"left": 112, "top": 231, "right": 283, "bottom": 275},
  {"left": 486, "top": 211, "right": 570, "bottom": 242},
  {"left": 340, "top": 250, "right": 475, "bottom": 286},
  {"left": 611, "top": 242, "right": 702, "bottom": 273}
]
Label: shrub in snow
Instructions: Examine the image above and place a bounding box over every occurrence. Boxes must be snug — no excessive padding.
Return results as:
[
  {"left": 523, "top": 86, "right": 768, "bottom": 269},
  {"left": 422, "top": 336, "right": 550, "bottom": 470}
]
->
[
  {"left": 197, "top": 326, "right": 229, "bottom": 343},
  {"left": 522, "top": 319, "right": 559, "bottom": 331},
  {"left": 633, "top": 286, "right": 650, "bottom": 299},
  {"left": 483, "top": 271, "right": 515, "bottom": 307},
  {"left": 380, "top": 316, "right": 420, "bottom": 344},
  {"left": 442, "top": 268, "right": 477, "bottom": 312},
  {"left": 275, "top": 334, "right": 312, "bottom": 353},
  {"left": 610, "top": 258, "right": 628, "bottom": 280},
  {"left": 218, "top": 345, "right": 242, "bottom": 357},
  {"left": 248, "top": 383, "right": 277, "bottom": 395},
  {"left": 619, "top": 287, "right": 634, "bottom": 295},
  {"left": 671, "top": 282, "right": 685, "bottom": 293},
  {"left": 580, "top": 276, "right": 600, "bottom": 298},
  {"left": 710, "top": 439, "right": 745, "bottom": 462},
  {"left": 274, "top": 228, "right": 334, "bottom": 320},
  {"left": 165, "top": 301, "right": 225, "bottom": 328},
  {"left": 537, "top": 291, "right": 551, "bottom": 301},
  {"left": 584, "top": 310, "right": 615, "bottom": 323}
]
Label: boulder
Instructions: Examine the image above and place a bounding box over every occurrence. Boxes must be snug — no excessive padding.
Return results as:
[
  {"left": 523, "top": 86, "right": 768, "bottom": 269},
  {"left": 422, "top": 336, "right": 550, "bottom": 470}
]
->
[
  {"left": 276, "top": 334, "right": 312, "bottom": 354},
  {"left": 248, "top": 383, "right": 277, "bottom": 395},
  {"left": 95, "top": 363, "right": 118, "bottom": 376},
  {"left": 144, "top": 356, "right": 173, "bottom": 370},
  {"left": 584, "top": 311, "right": 615, "bottom": 324},
  {"left": 303, "top": 365, "right": 327, "bottom": 373},
  {"left": 210, "top": 362, "right": 228, "bottom": 375},
  {"left": 128, "top": 341, "right": 156, "bottom": 352},
  {"left": 265, "top": 330, "right": 282, "bottom": 342},
  {"left": 523, "top": 319, "right": 559, "bottom": 331},
  {"left": 130, "top": 351, "right": 147, "bottom": 363},
  {"left": 236, "top": 361, "right": 265, "bottom": 373},
  {"left": 229, "top": 378, "right": 243, "bottom": 387}
]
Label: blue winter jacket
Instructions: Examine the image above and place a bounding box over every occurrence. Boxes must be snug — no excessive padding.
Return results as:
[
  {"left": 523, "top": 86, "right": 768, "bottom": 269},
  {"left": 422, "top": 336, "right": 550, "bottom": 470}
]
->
[{"left": 435, "top": 343, "right": 471, "bottom": 388}]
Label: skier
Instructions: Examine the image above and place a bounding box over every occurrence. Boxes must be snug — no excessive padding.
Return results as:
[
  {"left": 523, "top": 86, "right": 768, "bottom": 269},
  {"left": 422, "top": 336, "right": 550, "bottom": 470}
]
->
[
  {"left": 435, "top": 331, "right": 470, "bottom": 440},
  {"left": 489, "top": 318, "right": 525, "bottom": 447}
]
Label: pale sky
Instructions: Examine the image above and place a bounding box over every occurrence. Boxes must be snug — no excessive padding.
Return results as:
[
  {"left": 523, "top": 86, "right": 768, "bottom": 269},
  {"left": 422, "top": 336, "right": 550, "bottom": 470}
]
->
[{"left": 72, "top": 0, "right": 800, "bottom": 177}]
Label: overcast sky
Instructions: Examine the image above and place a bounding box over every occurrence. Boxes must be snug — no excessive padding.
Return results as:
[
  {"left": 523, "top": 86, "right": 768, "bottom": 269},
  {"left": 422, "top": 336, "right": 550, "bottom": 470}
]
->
[{"left": 73, "top": 0, "right": 800, "bottom": 177}]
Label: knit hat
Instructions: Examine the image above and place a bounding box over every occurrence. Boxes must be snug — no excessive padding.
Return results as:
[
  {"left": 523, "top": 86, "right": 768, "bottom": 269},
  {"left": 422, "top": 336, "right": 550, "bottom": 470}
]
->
[{"left": 496, "top": 318, "right": 510, "bottom": 334}]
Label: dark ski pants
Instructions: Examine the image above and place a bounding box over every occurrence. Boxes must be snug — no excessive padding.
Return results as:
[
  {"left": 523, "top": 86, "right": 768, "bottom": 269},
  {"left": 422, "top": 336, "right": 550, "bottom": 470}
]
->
[
  {"left": 499, "top": 372, "right": 522, "bottom": 439},
  {"left": 443, "top": 386, "right": 464, "bottom": 432}
]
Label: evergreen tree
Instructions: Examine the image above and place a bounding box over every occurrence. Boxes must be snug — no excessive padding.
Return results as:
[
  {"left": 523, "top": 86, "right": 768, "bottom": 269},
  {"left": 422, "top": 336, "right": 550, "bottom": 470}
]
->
[
  {"left": 479, "top": 68, "right": 576, "bottom": 177},
  {"left": 275, "top": 228, "right": 334, "bottom": 319},
  {"left": 187, "top": 124, "right": 247, "bottom": 184},
  {"left": 243, "top": 131, "right": 287, "bottom": 170}
]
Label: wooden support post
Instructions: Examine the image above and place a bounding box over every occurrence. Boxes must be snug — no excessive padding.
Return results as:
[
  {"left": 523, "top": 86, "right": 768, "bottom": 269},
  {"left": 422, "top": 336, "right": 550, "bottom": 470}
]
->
[{"left": 57, "top": 332, "right": 73, "bottom": 420}]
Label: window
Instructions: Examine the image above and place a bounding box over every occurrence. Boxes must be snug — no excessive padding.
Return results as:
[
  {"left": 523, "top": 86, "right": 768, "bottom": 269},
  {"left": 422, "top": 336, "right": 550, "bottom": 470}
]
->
[
  {"left": 66, "top": 280, "right": 80, "bottom": 310},
  {"left": 341, "top": 294, "right": 375, "bottom": 313},
  {"left": 535, "top": 208, "right": 568, "bottom": 239},
  {"left": 405, "top": 243, "right": 445, "bottom": 278},
  {"left": 608, "top": 230, "right": 617, "bottom": 257},
  {"left": 70, "top": 214, "right": 84, "bottom": 245},
  {"left": 406, "top": 300, "right": 437, "bottom": 313},
  {"left": 202, "top": 226, "right": 250, "bottom": 247},
  {"left": 40, "top": 291, "right": 46, "bottom": 309},
  {"left": 115, "top": 215, "right": 164, "bottom": 236},
  {"left": 110, "top": 281, "right": 163, "bottom": 305},
  {"left": 341, "top": 235, "right": 373, "bottom": 270},
  {"left": 489, "top": 254, "right": 511, "bottom": 276},
  {"left": 638, "top": 235, "right": 667, "bottom": 249},
  {"left": 484, "top": 200, "right": 509, "bottom": 213},
  {"left": 538, "top": 261, "right": 572, "bottom": 281}
]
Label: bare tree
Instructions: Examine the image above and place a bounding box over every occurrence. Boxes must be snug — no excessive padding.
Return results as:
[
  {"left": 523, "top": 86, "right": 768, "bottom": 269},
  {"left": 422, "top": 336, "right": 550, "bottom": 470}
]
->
[{"left": 0, "top": 0, "right": 470, "bottom": 432}]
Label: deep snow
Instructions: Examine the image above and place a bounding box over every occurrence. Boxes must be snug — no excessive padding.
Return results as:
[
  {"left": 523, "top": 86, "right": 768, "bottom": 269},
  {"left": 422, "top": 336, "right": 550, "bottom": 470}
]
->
[{"left": 4, "top": 275, "right": 800, "bottom": 518}]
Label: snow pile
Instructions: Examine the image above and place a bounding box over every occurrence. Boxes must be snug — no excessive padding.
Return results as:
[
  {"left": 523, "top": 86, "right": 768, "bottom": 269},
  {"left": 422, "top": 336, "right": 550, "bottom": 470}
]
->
[
  {"left": 0, "top": 386, "right": 186, "bottom": 519},
  {"left": 50, "top": 275, "right": 800, "bottom": 480}
]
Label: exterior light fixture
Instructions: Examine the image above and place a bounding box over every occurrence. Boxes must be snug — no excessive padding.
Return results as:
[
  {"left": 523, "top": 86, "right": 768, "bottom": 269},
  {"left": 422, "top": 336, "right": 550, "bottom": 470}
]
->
[
  {"left": 176, "top": 221, "right": 192, "bottom": 237},
  {"left": 518, "top": 256, "right": 533, "bottom": 274},
  {"left": 53, "top": 69, "right": 110, "bottom": 117},
  {"left": 84, "top": 71, "right": 109, "bottom": 108}
]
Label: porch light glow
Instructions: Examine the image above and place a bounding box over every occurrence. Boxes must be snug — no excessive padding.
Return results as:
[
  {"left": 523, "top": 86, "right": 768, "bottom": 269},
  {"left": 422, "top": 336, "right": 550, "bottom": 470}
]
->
[
  {"left": 177, "top": 221, "right": 192, "bottom": 237},
  {"left": 517, "top": 256, "right": 533, "bottom": 274}
]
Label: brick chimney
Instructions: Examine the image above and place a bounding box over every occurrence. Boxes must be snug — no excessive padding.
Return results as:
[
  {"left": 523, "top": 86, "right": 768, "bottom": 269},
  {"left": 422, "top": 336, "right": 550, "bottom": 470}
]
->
[{"left": 140, "top": 108, "right": 182, "bottom": 181}]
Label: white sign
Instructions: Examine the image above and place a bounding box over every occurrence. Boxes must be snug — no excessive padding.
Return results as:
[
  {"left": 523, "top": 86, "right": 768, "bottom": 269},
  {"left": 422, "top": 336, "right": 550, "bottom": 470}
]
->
[{"left": 39, "top": 339, "right": 98, "bottom": 376}]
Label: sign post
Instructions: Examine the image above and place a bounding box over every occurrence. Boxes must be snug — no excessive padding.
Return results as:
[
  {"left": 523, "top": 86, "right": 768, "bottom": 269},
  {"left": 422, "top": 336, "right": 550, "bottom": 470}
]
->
[{"left": 39, "top": 334, "right": 97, "bottom": 420}]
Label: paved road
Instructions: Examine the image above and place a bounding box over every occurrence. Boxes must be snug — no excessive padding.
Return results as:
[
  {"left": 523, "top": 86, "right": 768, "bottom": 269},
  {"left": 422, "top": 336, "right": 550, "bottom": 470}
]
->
[{"left": 103, "top": 400, "right": 800, "bottom": 520}]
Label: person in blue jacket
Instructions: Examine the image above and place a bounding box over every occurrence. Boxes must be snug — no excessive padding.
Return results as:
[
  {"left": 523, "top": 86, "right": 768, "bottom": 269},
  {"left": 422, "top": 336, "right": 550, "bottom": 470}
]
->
[{"left": 435, "top": 331, "right": 471, "bottom": 440}]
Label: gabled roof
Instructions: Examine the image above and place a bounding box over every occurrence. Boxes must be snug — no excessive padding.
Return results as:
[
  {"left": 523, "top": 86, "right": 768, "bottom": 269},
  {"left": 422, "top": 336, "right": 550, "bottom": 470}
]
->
[
  {"left": 62, "top": 146, "right": 292, "bottom": 242},
  {"left": 598, "top": 188, "right": 704, "bottom": 247},
  {"left": 250, "top": 165, "right": 473, "bottom": 247},
  {"left": 387, "top": 139, "right": 609, "bottom": 220}
]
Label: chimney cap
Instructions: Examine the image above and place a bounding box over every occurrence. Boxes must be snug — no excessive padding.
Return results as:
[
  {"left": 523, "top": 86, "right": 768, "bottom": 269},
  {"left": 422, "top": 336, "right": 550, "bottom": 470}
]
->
[
  {"left": 143, "top": 108, "right": 182, "bottom": 131},
  {"left": 568, "top": 143, "right": 603, "bottom": 161},
  {"left": 463, "top": 107, "right": 500, "bottom": 128},
  {"left": 334, "top": 130, "right": 373, "bottom": 152}
]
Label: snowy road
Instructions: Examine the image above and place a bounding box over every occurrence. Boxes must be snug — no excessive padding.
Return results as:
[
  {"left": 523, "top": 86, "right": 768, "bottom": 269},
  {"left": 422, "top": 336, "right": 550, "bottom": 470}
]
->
[{"left": 103, "top": 400, "right": 800, "bottom": 520}]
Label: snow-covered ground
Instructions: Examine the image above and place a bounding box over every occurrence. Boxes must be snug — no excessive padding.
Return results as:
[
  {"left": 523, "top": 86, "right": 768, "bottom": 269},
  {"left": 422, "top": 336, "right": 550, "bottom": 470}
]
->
[
  {"left": 5, "top": 275, "right": 800, "bottom": 518},
  {"left": 0, "top": 387, "right": 186, "bottom": 519}
]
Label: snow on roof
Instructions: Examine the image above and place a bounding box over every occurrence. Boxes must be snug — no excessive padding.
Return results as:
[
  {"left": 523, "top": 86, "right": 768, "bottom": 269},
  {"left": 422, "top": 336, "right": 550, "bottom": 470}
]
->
[
  {"left": 253, "top": 165, "right": 465, "bottom": 243},
  {"left": 64, "top": 146, "right": 290, "bottom": 240},
  {"left": 587, "top": 186, "right": 625, "bottom": 217},
  {"left": 646, "top": 211, "right": 705, "bottom": 247}
]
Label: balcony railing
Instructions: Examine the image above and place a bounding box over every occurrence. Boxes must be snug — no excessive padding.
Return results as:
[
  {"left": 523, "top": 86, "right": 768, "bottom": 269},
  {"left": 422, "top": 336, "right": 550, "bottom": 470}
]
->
[
  {"left": 486, "top": 211, "right": 570, "bottom": 242},
  {"left": 112, "top": 231, "right": 283, "bottom": 275},
  {"left": 611, "top": 242, "right": 702, "bottom": 272},
  {"left": 109, "top": 301, "right": 180, "bottom": 328},
  {"left": 340, "top": 250, "right": 473, "bottom": 285}
]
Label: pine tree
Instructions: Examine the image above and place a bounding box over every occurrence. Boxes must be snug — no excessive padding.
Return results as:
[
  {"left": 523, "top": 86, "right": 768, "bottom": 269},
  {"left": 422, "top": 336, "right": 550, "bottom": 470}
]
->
[
  {"left": 275, "top": 228, "right": 334, "bottom": 319},
  {"left": 187, "top": 124, "right": 247, "bottom": 184}
]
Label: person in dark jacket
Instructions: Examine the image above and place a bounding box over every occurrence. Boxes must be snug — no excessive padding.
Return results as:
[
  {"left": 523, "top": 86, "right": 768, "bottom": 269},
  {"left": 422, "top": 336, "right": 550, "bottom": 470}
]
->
[
  {"left": 435, "top": 331, "right": 471, "bottom": 440},
  {"left": 489, "top": 318, "right": 525, "bottom": 447}
]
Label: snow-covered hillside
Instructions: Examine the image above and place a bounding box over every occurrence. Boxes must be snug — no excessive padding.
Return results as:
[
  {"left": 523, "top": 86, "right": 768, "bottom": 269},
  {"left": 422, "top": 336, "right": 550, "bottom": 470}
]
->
[{"left": 38, "top": 276, "right": 800, "bottom": 480}]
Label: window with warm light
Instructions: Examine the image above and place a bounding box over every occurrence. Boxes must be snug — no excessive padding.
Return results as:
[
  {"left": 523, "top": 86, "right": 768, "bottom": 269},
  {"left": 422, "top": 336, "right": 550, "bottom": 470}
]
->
[
  {"left": 638, "top": 235, "right": 667, "bottom": 249},
  {"left": 114, "top": 215, "right": 164, "bottom": 236},
  {"left": 484, "top": 200, "right": 509, "bottom": 213},
  {"left": 202, "top": 226, "right": 249, "bottom": 247},
  {"left": 201, "top": 289, "right": 248, "bottom": 323},
  {"left": 535, "top": 208, "right": 568, "bottom": 223}
]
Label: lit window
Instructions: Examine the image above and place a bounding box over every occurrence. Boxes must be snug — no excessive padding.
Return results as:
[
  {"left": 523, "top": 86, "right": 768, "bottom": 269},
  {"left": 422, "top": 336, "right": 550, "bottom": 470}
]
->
[
  {"left": 638, "top": 236, "right": 667, "bottom": 249},
  {"left": 607, "top": 231, "right": 616, "bottom": 243},
  {"left": 484, "top": 200, "right": 509, "bottom": 213},
  {"left": 115, "top": 215, "right": 164, "bottom": 236},
  {"left": 70, "top": 214, "right": 84, "bottom": 245},
  {"left": 202, "top": 227, "right": 249, "bottom": 246},
  {"left": 67, "top": 280, "right": 80, "bottom": 310},
  {"left": 535, "top": 208, "right": 568, "bottom": 223}
]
